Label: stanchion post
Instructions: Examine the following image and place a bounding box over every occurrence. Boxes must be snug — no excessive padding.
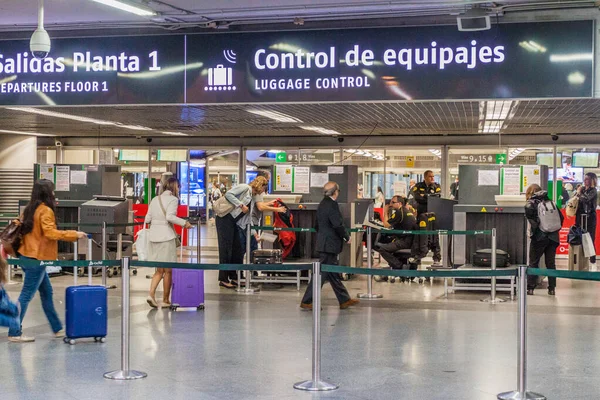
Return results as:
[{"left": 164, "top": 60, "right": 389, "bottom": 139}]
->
[
  {"left": 87, "top": 235, "right": 93, "bottom": 286},
  {"left": 497, "top": 266, "right": 546, "bottom": 400},
  {"left": 237, "top": 224, "right": 260, "bottom": 294},
  {"left": 102, "top": 222, "right": 107, "bottom": 287},
  {"left": 73, "top": 240, "right": 78, "bottom": 286},
  {"left": 294, "top": 261, "right": 339, "bottom": 392},
  {"left": 358, "top": 226, "right": 382, "bottom": 299},
  {"left": 196, "top": 218, "right": 201, "bottom": 263},
  {"left": 482, "top": 228, "right": 505, "bottom": 303},
  {"left": 440, "top": 233, "right": 448, "bottom": 297},
  {"left": 104, "top": 257, "right": 147, "bottom": 381},
  {"left": 491, "top": 228, "right": 497, "bottom": 301}
]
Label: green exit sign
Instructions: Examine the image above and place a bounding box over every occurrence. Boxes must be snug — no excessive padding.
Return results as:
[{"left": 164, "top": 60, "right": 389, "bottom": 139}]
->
[
  {"left": 495, "top": 154, "right": 507, "bottom": 164},
  {"left": 275, "top": 152, "right": 287, "bottom": 163}
]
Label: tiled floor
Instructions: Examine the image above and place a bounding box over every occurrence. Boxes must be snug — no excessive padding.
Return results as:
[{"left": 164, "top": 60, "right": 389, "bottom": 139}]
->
[{"left": 1, "top": 223, "right": 599, "bottom": 399}]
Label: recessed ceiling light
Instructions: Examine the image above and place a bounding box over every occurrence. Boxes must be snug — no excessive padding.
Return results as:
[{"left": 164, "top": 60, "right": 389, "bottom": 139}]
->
[
  {"left": 247, "top": 109, "right": 302, "bottom": 123},
  {"left": 0, "top": 129, "right": 54, "bottom": 137},
  {"left": 300, "top": 126, "right": 341, "bottom": 135},
  {"left": 6, "top": 107, "right": 155, "bottom": 131},
  {"left": 161, "top": 131, "right": 189, "bottom": 136},
  {"left": 90, "top": 0, "right": 156, "bottom": 16}
]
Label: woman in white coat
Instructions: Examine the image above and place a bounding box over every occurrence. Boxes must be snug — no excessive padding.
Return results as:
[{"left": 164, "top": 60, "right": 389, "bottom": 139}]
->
[{"left": 145, "top": 178, "right": 191, "bottom": 308}]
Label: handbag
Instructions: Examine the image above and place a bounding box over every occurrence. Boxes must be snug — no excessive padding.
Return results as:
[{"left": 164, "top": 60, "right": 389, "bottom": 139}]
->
[
  {"left": 582, "top": 232, "right": 596, "bottom": 258},
  {"left": 134, "top": 228, "right": 149, "bottom": 261},
  {"left": 157, "top": 195, "right": 182, "bottom": 248},
  {"left": 213, "top": 195, "right": 235, "bottom": 218},
  {"left": 567, "top": 225, "right": 583, "bottom": 246},
  {"left": 0, "top": 219, "right": 22, "bottom": 257},
  {"left": 566, "top": 196, "right": 579, "bottom": 217}
]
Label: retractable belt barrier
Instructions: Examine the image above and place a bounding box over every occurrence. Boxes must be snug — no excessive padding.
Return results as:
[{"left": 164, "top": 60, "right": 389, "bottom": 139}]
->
[
  {"left": 7, "top": 252, "right": 600, "bottom": 397},
  {"left": 250, "top": 225, "right": 365, "bottom": 233},
  {"left": 322, "top": 264, "right": 517, "bottom": 278},
  {"left": 6, "top": 258, "right": 121, "bottom": 268},
  {"left": 130, "top": 260, "right": 311, "bottom": 271},
  {"left": 376, "top": 229, "right": 492, "bottom": 235},
  {"left": 59, "top": 222, "right": 146, "bottom": 229},
  {"left": 527, "top": 267, "right": 600, "bottom": 282},
  {"left": 358, "top": 226, "right": 498, "bottom": 302}
]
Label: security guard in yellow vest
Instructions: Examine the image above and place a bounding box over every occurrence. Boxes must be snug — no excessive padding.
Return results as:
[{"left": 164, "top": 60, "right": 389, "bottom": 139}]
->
[{"left": 411, "top": 170, "right": 441, "bottom": 216}]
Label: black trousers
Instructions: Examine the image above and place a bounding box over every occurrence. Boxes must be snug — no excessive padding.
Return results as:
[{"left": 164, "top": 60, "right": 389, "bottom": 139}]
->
[
  {"left": 216, "top": 214, "right": 242, "bottom": 282},
  {"left": 376, "top": 240, "right": 411, "bottom": 269},
  {"left": 301, "top": 252, "right": 351, "bottom": 305},
  {"left": 527, "top": 236, "right": 559, "bottom": 290}
]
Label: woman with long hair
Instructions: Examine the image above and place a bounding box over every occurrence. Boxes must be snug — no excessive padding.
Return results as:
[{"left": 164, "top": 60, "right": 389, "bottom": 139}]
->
[
  {"left": 215, "top": 176, "right": 269, "bottom": 289},
  {"left": 575, "top": 172, "right": 598, "bottom": 269},
  {"left": 8, "top": 180, "right": 86, "bottom": 342},
  {"left": 145, "top": 177, "right": 191, "bottom": 308}
]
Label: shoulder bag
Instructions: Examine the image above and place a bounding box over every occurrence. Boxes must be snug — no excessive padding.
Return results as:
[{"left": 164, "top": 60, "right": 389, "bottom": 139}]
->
[
  {"left": 566, "top": 195, "right": 579, "bottom": 217},
  {"left": 157, "top": 196, "right": 182, "bottom": 248},
  {"left": 213, "top": 194, "right": 235, "bottom": 218},
  {"left": 0, "top": 219, "right": 22, "bottom": 257}
]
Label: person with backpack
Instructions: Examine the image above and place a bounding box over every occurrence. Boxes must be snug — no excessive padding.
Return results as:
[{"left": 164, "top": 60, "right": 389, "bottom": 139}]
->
[
  {"left": 525, "top": 184, "right": 564, "bottom": 296},
  {"left": 9, "top": 180, "right": 87, "bottom": 342}
]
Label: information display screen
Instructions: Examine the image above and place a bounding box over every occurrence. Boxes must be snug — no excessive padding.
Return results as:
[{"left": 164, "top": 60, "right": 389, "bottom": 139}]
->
[
  {"left": 0, "top": 35, "right": 185, "bottom": 105},
  {"left": 0, "top": 20, "right": 592, "bottom": 105},
  {"left": 572, "top": 152, "right": 599, "bottom": 168},
  {"left": 536, "top": 152, "right": 562, "bottom": 167},
  {"left": 186, "top": 20, "right": 593, "bottom": 103}
]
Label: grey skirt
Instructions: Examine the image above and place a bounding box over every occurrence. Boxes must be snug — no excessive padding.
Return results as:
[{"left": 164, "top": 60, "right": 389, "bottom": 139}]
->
[{"left": 147, "top": 239, "right": 177, "bottom": 263}]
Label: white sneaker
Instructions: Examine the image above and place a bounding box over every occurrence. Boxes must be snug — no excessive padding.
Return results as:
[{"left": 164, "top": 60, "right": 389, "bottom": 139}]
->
[
  {"left": 591, "top": 263, "right": 597, "bottom": 272},
  {"left": 8, "top": 335, "right": 35, "bottom": 343}
]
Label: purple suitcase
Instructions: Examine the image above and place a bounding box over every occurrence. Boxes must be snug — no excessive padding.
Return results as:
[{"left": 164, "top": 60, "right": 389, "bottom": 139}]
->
[{"left": 170, "top": 269, "right": 204, "bottom": 311}]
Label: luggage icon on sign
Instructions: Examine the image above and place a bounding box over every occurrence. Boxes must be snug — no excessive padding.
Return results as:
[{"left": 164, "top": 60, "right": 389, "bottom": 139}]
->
[{"left": 206, "top": 65, "right": 236, "bottom": 91}]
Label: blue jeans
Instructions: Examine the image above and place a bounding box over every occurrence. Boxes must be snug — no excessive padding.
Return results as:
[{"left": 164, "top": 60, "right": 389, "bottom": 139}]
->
[
  {"left": 237, "top": 226, "right": 258, "bottom": 261},
  {"left": 8, "top": 257, "right": 63, "bottom": 337}
]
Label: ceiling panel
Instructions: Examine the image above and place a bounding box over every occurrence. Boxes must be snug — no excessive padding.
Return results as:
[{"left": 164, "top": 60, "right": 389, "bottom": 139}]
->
[{"left": 3, "top": 99, "right": 600, "bottom": 139}]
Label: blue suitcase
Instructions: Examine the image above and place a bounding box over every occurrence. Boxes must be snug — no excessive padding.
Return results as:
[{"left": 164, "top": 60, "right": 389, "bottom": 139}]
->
[{"left": 64, "top": 285, "right": 107, "bottom": 345}]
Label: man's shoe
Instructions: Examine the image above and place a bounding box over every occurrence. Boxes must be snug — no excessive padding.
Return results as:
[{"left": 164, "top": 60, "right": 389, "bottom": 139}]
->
[
  {"left": 54, "top": 330, "right": 65, "bottom": 338},
  {"left": 590, "top": 263, "right": 597, "bottom": 272},
  {"left": 527, "top": 289, "right": 534, "bottom": 295},
  {"left": 300, "top": 303, "right": 312, "bottom": 311},
  {"left": 8, "top": 335, "right": 35, "bottom": 343},
  {"left": 548, "top": 288, "right": 556, "bottom": 296},
  {"left": 340, "top": 299, "right": 360, "bottom": 309}
]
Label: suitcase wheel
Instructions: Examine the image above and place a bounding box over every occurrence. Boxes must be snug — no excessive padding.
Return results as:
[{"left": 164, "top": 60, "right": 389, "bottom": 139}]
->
[
  {"left": 390, "top": 277, "right": 396, "bottom": 283},
  {"left": 63, "top": 337, "right": 69, "bottom": 344},
  {"left": 170, "top": 305, "right": 178, "bottom": 311},
  {"left": 68, "top": 339, "right": 76, "bottom": 345},
  {"left": 197, "top": 305, "right": 205, "bottom": 311},
  {"left": 94, "top": 337, "right": 106, "bottom": 343},
  {"left": 132, "top": 269, "right": 138, "bottom": 275},
  {"left": 107, "top": 269, "right": 114, "bottom": 278}
]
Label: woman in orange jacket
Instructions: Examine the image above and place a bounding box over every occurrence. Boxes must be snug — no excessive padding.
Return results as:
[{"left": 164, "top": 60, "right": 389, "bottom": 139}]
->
[{"left": 8, "top": 180, "right": 86, "bottom": 343}]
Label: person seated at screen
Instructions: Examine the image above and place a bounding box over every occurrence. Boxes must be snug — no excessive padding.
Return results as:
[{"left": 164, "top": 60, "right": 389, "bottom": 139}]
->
[{"left": 374, "top": 195, "right": 418, "bottom": 270}]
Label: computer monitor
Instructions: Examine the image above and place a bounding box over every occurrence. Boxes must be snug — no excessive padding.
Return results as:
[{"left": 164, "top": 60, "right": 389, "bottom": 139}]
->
[{"left": 572, "top": 152, "right": 599, "bottom": 168}]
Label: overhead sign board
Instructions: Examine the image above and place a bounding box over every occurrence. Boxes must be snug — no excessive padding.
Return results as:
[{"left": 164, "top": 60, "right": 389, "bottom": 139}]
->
[{"left": 0, "top": 20, "right": 592, "bottom": 106}]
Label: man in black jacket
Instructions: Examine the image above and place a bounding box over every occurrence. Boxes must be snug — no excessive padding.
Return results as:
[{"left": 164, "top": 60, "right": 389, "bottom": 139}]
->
[
  {"left": 411, "top": 170, "right": 441, "bottom": 216},
  {"left": 375, "top": 196, "right": 418, "bottom": 270},
  {"left": 300, "top": 182, "right": 359, "bottom": 310}
]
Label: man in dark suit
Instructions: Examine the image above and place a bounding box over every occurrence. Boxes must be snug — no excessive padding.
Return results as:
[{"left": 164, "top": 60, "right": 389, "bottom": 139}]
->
[{"left": 300, "top": 182, "right": 359, "bottom": 310}]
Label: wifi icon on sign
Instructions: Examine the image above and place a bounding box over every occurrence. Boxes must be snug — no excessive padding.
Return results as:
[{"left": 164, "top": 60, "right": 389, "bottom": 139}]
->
[{"left": 223, "top": 50, "right": 237, "bottom": 64}]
